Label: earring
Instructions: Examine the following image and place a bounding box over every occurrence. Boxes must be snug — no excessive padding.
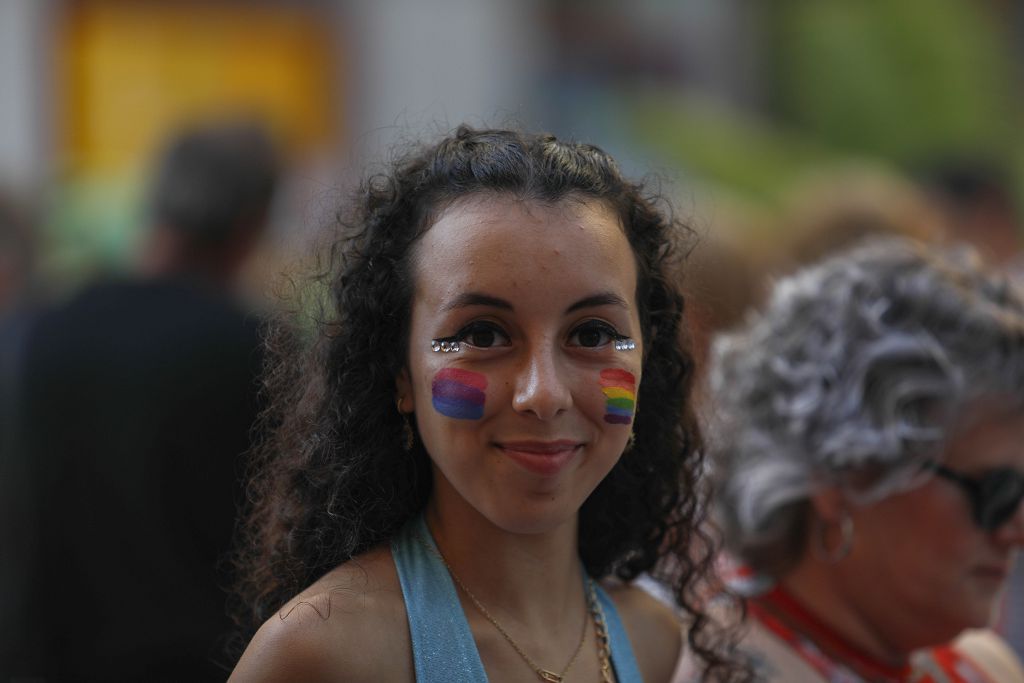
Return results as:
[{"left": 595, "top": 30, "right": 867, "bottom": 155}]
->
[
  {"left": 813, "top": 512, "right": 854, "bottom": 563},
  {"left": 396, "top": 398, "right": 415, "bottom": 451}
]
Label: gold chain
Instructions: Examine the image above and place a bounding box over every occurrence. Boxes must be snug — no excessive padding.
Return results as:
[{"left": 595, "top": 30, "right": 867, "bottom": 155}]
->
[
  {"left": 420, "top": 533, "right": 612, "bottom": 682},
  {"left": 591, "top": 587, "right": 615, "bottom": 683}
]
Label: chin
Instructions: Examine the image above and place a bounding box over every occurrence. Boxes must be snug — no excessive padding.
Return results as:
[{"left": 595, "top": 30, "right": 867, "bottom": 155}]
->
[
  {"left": 904, "top": 620, "right": 970, "bottom": 652},
  {"left": 967, "top": 581, "right": 1009, "bottom": 628},
  {"left": 480, "top": 497, "right": 580, "bottom": 537},
  {"left": 932, "top": 602, "right": 998, "bottom": 642}
]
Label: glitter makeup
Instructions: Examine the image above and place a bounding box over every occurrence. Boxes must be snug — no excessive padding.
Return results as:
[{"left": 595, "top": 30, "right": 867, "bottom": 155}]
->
[{"left": 431, "top": 339, "right": 462, "bottom": 353}]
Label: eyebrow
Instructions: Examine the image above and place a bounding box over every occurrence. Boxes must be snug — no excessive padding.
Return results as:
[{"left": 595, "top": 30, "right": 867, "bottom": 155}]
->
[
  {"left": 565, "top": 292, "right": 630, "bottom": 314},
  {"left": 441, "top": 291, "right": 629, "bottom": 314},
  {"left": 442, "top": 292, "right": 514, "bottom": 312}
]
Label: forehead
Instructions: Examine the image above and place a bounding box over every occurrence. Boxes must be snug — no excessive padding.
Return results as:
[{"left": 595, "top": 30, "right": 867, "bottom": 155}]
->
[
  {"left": 943, "top": 403, "right": 1024, "bottom": 471},
  {"left": 411, "top": 194, "right": 637, "bottom": 306}
]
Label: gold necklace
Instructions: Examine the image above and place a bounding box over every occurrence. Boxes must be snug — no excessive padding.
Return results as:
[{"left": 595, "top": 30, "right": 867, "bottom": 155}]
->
[{"left": 420, "top": 534, "right": 613, "bottom": 682}]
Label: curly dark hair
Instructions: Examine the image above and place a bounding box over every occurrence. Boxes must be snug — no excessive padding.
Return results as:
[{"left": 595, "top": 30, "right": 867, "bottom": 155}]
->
[{"left": 231, "top": 126, "right": 748, "bottom": 681}]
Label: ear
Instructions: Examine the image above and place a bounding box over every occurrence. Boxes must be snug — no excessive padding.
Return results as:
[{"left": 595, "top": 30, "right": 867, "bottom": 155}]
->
[
  {"left": 809, "top": 486, "right": 847, "bottom": 523},
  {"left": 395, "top": 367, "right": 415, "bottom": 413}
]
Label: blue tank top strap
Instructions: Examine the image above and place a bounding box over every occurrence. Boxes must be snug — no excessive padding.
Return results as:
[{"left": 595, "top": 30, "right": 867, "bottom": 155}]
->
[
  {"left": 593, "top": 582, "right": 645, "bottom": 683},
  {"left": 391, "top": 515, "right": 489, "bottom": 681},
  {"left": 391, "top": 513, "right": 645, "bottom": 683}
]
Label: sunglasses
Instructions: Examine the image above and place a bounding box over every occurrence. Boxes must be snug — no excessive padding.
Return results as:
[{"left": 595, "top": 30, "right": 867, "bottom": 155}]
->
[{"left": 929, "top": 463, "right": 1024, "bottom": 531}]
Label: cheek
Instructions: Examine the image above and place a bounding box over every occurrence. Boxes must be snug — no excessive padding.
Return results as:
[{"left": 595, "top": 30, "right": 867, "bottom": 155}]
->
[
  {"left": 431, "top": 368, "right": 487, "bottom": 420},
  {"left": 599, "top": 368, "right": 637, "bottom": 426},
  {"left": 871, "top": 490, "right": 975, "bottom": 576}
]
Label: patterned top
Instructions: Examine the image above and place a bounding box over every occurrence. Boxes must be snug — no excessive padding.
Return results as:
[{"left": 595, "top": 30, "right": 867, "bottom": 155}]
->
[{"left": 747, "top": 586, "right": 1000, "bottom": 683}]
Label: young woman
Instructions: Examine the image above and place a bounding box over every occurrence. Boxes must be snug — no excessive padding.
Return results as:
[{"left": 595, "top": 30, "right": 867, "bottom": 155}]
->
[{"left": 228, "top": 127, "right": 743, "bottom": 682}]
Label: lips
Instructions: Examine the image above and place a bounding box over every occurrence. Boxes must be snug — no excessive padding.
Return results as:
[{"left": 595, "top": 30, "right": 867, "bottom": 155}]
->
[{"left": 495, "top": 440, "right": 582, "bottom": 476}]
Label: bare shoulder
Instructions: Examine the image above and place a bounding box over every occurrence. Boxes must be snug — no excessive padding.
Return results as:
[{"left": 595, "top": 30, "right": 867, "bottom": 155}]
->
[
  {"left": 605, "top": 582, "right": 683, "bottom": 683},
  {"left": 230, "top": 546, "right": 412, "bottom": 683}
]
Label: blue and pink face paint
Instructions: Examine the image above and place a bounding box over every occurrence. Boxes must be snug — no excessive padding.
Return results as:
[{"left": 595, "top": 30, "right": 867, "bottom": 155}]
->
[
  {"left": 431, "top": 368, "right": 487, "bottom": 420},
  {"left": 600, "top": 368, "right": 636, "bottom": 424}
]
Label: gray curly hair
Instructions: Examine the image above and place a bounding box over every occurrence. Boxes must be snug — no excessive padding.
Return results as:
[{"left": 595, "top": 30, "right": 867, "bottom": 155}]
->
[{"left": 710, "top": 238, "right": 1024, "bottom": 577}]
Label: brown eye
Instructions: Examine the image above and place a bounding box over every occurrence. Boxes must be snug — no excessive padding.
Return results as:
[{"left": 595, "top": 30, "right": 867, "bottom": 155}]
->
[
  {"left": 577, "top": 328, "right": 603, "bottom": 347},
  {"left": 469, "top": 328, "right": 496, "bottom": 347},
  {"left": 568, "top": 321, "right": 620, "bottom": 348},
  {"left": 454, "top": 321, "right": 510, "bottom": 349}
]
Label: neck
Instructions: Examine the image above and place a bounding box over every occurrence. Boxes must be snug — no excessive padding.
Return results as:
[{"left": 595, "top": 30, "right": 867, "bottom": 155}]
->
[
  {"left": 781, "top": 560, "right": 909, "bottom": 668},
  {"left": 423, "top": 488, "right": 586, "bottom": 627}
]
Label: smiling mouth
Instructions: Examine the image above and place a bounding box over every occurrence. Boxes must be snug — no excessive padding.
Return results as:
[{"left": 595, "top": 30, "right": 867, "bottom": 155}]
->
[{"left": 495, "top": 440, "right": 583, "bottom": 476}]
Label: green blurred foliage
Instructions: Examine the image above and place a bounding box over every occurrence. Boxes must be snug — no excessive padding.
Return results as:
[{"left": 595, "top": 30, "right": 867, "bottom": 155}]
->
[
  {"left": 629, "top": 93, "right": 834, "bottom": 208},
  {"left": 626, "top": 0, "right": 1022, "bottom": 219},
  {"left": 764, "top": 0, "right": 1017, "bottom": 165}
]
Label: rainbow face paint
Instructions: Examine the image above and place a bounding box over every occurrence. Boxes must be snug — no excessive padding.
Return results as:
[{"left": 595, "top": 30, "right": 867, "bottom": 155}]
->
[
  {"left": 432, "top": 368, "right": 486, "bottom": 420},
  {"left": 600, "top": 368, "right": 636, "bottom": 425}
]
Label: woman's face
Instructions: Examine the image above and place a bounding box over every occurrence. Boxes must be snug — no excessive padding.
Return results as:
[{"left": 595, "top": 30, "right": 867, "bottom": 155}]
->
[
  {"left": 398, "top": 194, "right": 643, "bottom": 535},
  {"left": 839, "top": 405, "right": 1024, "bottom": 648}
]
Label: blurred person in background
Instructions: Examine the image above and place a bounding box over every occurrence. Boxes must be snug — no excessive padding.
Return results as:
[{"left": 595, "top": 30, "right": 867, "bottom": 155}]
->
[
  {"left": 0, "top": 193, "right": 36, "bottom": 319},
  {"left": 919, "top": 160, "right": 1024, "bottom": 658},
  {"left": 3, "top": 120, "right": 279, "bottom": 680},
  {"left": 0, "top": 193, "right": 39, "bottom": 413},
  {"left": 705, "top": 239, "right": 1024, "bottom": 682},
  {"left": 777, "top": 165, "right": 948, "bottom": 272},
  {"left": 0, "top": 192, "right": 40, "bottom": 680},
  {"left": 780, "top": 164, "right": 1024, "bottom": 661}
]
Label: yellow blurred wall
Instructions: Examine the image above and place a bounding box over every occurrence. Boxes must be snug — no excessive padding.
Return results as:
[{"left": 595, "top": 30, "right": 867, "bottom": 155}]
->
[{"left": 58, "top": 0, "right": 338, "bottom": 176}]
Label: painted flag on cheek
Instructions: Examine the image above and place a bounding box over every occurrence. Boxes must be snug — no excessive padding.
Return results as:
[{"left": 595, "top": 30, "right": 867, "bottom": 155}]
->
[
  {"left": 600, "top": 368, "right": 636, "bottom": 424},
  {"left": 432, "top": 368, "right": 487, "bottom": 420}
]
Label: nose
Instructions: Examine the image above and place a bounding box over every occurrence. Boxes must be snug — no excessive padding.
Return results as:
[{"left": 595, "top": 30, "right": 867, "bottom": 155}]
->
[
  {"left": 994, "top": 499, "right": 1024, "bottom": 547},
  {"left": 512, "top": 341, "right": 573, "bottom": 420}
]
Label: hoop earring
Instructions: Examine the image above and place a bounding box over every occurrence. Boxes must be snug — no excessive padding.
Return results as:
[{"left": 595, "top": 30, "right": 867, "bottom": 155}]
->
[
  {"left": 813, "top": 512, "right": 854, "bottom": 563},
  {"left": 396, "top": 398, "right": 415, "bottom": 451}
]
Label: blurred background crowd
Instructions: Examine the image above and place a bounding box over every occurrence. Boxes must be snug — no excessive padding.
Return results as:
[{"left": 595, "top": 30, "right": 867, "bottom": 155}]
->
[
  {"left": 1, "top": 0, "right": 1021, "bottom": 679},
  {"left": 1, "top": 0, "right": 1022, "bottom": 306}
]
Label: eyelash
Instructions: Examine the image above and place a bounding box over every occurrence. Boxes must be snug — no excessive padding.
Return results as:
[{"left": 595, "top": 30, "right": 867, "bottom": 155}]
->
[
  {"left": 568, "top": 320, "right": 630, "bottom": 348},
  {"left": 433, "top": 319, "right": 632, "bottom": 351},
  {"left": 441, "top": 321, "right": 510, "bottom": 349}
]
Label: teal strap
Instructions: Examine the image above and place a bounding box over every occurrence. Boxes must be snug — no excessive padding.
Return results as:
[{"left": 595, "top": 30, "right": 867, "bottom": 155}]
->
[
  {"left": 392, "top": 514, "right": 645, "bottom": 683},
  {"left": 594, "top": 582, "right": 645, "bottom": 683},
  {"left": 391, "top": 515, "right": 489, "bottom": 681}
]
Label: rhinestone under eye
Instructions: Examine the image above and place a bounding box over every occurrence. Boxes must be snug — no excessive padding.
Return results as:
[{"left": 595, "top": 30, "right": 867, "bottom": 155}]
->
[
  {"left": 614, "top": 339, "right": 636, "bottom": 351},
  {"left": 431, "top": 339, "right": 461, "bottom": 353}
]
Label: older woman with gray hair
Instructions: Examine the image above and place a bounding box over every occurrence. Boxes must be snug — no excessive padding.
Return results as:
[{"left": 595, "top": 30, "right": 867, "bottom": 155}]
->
[{"left": 709, "top": 238, "right": 1024, "bottom": 682}]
